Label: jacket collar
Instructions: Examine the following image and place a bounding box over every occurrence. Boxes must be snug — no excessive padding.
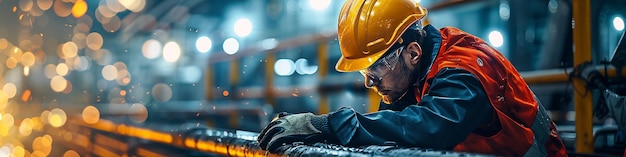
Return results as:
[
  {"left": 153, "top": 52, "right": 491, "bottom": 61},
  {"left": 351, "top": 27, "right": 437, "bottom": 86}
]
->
[{"left": 413, "top": 24, "right": 442, "bottom": 88}]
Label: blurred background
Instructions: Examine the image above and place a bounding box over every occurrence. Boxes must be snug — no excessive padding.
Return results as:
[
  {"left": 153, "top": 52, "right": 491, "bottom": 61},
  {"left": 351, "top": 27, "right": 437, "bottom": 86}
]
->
[{"left": 0, "top": 0, "right": 624, "bottom": 156}]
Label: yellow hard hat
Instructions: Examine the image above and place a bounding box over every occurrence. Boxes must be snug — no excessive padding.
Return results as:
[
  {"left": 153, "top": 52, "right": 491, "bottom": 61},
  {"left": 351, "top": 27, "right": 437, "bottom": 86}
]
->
[{"left": 335, "top": 0, "right": 428, "bottom": 72}]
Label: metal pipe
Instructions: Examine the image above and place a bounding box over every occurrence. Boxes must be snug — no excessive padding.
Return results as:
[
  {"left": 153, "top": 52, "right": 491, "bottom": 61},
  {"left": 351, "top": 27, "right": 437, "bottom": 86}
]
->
[
  {"left": 521, "top": 65, "right": 626, "bottom": 85},
  {"left": 318, "top": 42, "right": 330, "bottom": 114},
  {"left": 572, "top": 0, "right": 594, "bottom": 153},
  {"left": 208, "top": 31, "right": 337, "bottom": 64}
]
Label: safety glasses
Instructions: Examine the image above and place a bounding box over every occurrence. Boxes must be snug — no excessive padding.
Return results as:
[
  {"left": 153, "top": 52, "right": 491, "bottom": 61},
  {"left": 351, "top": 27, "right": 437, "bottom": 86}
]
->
[{"left": 359, "top": 46, "right": 403, "bottom": 85}]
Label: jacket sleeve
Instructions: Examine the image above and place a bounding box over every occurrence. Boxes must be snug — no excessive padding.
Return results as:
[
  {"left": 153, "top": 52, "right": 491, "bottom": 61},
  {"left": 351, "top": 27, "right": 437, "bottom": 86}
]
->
[{"left": 326, "top": 68, "right": 494, "bottom": 149}]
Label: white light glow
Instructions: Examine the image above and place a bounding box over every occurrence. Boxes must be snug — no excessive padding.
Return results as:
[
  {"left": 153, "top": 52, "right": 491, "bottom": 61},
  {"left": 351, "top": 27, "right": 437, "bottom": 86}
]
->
[
  {"left": 234, "top": 18, "right": 253, "bottom": 37},
  {"left": 295, "top": 58, "right": 318, "bottom": 75},
  {"left": 274, "top": 59, "right": 296, "bottom": 76},
  {"left": 196, "top": 36, "right": 212, "bottom": 53},
  {"left": 163, "top": 41, "right": 181, "bottom": 62},
  {"left": 118, "top": 0, "right": 145, "bottom": 12},
  {"left": 488, "top": 31, "right": 504, "bottom": 47},
  {"left": 613, "top": 16, "right": 624, "bottom": 31},
  {"left": 261, "top": 38, "right": 278, "bottom": 50},
  {"left": 102, "top": 65, "right": 118, "bottom": 81},
  {"left": 309, "top": 0, "right": 331, "bottom": 11},
  {"left": 181, "top": 66, "right": 202, "bottom": 83},
  {"left": 142, "top": 39, "right": 162, "bottom": 59},
  {"left": 499, "top": 3, "right": 510, "bottom": 20},
  {"left": 223, "top": 38, "right": 239, "bottom": 55}
]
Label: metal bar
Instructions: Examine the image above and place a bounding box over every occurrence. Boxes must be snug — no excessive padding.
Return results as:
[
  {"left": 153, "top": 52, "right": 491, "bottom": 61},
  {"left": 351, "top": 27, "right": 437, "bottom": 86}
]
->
[
  {"left": 521, "top": 68, "right": 571, "bottom": 85},
  {"left": 521, "top": 66, "right": 626, "bottom": 85},
  {"left": 265, "top": 53, "right": 276, "bottom": 107},
  {"left": 572, "top": 0, "right": 594, "bottom": 153},
  {"left": 230, "top": 60, "right": 240, "bottom": 87},
  {"left": 206, "top": 67, "right": 214, "bottom": 100},
  {"left": 229, "top": 60, "right": 240, "bottom": 128},
  {"left": 318, "top": 42, "right": 330, "bottom": 114},
  {"left": 208, "top": 31, "right": 337, "bottom": 64}
]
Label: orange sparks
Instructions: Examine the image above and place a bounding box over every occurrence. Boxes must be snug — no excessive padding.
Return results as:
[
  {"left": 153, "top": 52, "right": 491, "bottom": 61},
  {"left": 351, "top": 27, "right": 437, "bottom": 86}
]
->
[{"left": 21, "top": 89, "right": 32, "bottom": 102}]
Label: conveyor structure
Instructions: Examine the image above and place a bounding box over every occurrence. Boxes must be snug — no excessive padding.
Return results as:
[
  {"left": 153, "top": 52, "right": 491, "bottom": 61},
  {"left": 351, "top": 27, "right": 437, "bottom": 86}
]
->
[{"left": 50, "top": 117, "right": 493, "bottom": 157}]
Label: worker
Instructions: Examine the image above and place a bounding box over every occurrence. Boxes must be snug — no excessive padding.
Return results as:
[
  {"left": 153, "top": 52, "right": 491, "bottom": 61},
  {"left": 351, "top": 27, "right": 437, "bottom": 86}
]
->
[{"left": 257, "top": 0, "right": 568, "bottom": 156}]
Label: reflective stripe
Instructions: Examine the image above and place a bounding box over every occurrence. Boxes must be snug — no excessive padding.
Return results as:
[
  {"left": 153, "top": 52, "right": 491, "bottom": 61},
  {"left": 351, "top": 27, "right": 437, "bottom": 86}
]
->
[{"left": 523, "top": 99, "right": 551, "bottom": 157}]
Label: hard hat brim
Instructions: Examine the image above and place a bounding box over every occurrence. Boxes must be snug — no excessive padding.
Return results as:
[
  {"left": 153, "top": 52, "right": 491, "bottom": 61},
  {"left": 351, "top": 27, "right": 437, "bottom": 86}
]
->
[{"left": 335, "top": 48, "right": 388, "bottom": 72}]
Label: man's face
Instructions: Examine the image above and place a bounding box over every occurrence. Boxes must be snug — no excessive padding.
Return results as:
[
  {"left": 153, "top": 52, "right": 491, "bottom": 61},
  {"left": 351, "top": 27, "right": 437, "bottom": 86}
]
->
[{"left": 360, "top": 46, "right": 413, "bottom": 104}]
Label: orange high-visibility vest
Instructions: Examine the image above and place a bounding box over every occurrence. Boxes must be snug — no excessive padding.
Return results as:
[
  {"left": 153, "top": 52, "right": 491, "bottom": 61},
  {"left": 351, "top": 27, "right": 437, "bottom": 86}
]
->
[{"left": 416, "top": 27, "right": 567, "bottom": 156}]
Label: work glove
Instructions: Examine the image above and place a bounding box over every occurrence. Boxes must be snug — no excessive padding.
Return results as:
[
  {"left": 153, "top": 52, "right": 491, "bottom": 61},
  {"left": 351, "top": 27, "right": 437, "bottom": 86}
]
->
[{"left": 257, "top": 112, "right": 330, "bottom": 152}]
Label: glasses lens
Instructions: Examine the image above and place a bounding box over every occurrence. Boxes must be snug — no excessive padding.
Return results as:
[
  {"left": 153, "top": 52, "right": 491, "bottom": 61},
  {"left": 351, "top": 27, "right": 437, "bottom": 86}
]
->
[{"left": 360, "top": 46, "right": 402, "bottom": 79}]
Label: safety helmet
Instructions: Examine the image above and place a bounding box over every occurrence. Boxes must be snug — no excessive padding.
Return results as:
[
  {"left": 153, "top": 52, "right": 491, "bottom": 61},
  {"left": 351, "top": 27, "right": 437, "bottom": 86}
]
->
[{"left": 335, "top": 0, "right": 428, "bottom": 72}]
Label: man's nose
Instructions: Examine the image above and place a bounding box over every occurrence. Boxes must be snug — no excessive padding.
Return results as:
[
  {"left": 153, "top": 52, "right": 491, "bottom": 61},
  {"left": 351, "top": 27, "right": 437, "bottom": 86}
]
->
[{"left": 364, "top": 76, "right": 378, "bottom": 88}]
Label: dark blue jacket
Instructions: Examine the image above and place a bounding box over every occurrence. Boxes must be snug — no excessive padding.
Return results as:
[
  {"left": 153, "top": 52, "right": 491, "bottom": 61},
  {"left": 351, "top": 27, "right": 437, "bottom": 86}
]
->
[{"left": 325, "top": 25, "right": 494, "bottom": 149}]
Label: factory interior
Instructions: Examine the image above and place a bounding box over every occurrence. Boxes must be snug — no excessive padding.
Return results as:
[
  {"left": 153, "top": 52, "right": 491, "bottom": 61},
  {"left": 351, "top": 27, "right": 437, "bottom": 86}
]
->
[{"left": 0, "top": 0, "right": 625, "bottom": 156}]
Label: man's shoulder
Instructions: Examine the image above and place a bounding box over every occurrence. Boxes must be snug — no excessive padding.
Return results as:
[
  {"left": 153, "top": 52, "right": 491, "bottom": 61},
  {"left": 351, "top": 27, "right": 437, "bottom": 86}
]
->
[{"left": 438, "top": 26, "right": 476, "bottom": 38}]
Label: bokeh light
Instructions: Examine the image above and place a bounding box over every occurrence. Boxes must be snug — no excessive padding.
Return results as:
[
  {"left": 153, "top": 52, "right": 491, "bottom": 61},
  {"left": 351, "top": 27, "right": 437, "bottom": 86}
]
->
[
  {"left": 488, "top": 31, "right": 504, "bottom": 47},
  {"left": 1, "top": 113, "right": 14, "bottom": 127},
  {"left": 274, "top": 59, "right": 296, "bottom": 76},
  {"left": 6, "top": 57, "right": 18, "bottom": 69},
  {"left": 86, "top": 32, "right": 104, "bottom": 50},
  {"left": 48, "top": 108, "right": 67, "bottom": 128},
  {"left": 223, "top": 38, "right": 239, "bottom": 55},
  {"left": 53, "top": 0, "right": 73, "bottom": 17},
  {"left": 142, "top": 39, "right": 162, "bottom": 59},
  {"left": 56, "top": 63, "right": 69, "bottom": 76},
  {"left": 12, "top": 146, "right": 25, "bottom": 157},
  {"left": 163, "top": 41, "right": 181, "bottom": 62},
  {"left": 0, "top": 38, "right": 8, "bottom": 50},
  {"left": 308, "top": 0, "right": 331, "bottom": 11},
  {"left": 3, "top": 83, "right": 17, "bottom": 98},
  {"left": 195, "top": 36, "right": 212, "bottom": 53},
  {"left": 21, "top": 51, "right": 36, "bottom": 67},
  {"left": 63, "top": 150, "right": 80, "bottom": 157},
  {"left": 102, "top": 65, "right": 118, "bottom": 81},
  {"left": 50, "top": 76, "right": 68, "bottom": 92},
  {"left": 19, "top": 0, "right": 34, "bottom": 12},
  {"left": 72, "top": 0, "right": 88, "bottom": 18},
  {"left": 19, "top": 118, "right": 34, "bottom": 136},
  {"left": 119, "top": 0, "right": 146, "bottom": 12},
  {"left": 614, "top": 16, "right": 624, "bottom": 31},
  {"left": 129, "top": 103, "right": 148, "bottom": 123},
  {"left": 295, "top": 58, "right": 318, "bottom": 75},
  {"left": 234, "top": 18, "right": 252, "bottom": 37},
  {"left": 37, "top": 0, "right": 53, "bottom": 10},
  {"left": 151, "top": 83, "right": 172, "bottom": 102},
  {"left": 82, "top": 105, "right": 100, "bottom": 124},
  {"left": 0, "top": 93, "right": 8, "bottom": 110},
  {"left": 40, "top": 110, "right": 50, "bottom": 124},
  {"left": 62, "top": 42, "right": 78, "bottom": 58},
  {"left": 102, "top": 15, "right": 122, "bottom": 32},
  {"left": 97, "top": 5, "right": 116, "bottom": 18},
  {"left": 107, "top": 0, "right": 126, "bottom": 12},
  {"left": 44, "top": 64, "right": 56, "bottom": 79},
  {"left": 32, "top": 136, "right": 52, "bottom": 156}
]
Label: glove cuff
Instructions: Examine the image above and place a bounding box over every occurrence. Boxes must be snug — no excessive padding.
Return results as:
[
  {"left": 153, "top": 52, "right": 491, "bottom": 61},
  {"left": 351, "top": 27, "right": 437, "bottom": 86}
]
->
[{"left": 310, "top": 114, "right": 330, "bottom": 135}]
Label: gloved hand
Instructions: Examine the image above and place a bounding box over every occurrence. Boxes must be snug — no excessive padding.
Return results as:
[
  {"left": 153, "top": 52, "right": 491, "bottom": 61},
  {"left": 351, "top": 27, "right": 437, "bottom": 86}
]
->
[{"left": 257, "top": 112, "right": 330, "bottom": 152}]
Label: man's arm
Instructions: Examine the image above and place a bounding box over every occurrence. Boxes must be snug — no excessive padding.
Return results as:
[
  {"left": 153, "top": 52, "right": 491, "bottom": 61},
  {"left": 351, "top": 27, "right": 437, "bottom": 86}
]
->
[{"left": 328, "top": 68, "right": 493, "bottom": 149}]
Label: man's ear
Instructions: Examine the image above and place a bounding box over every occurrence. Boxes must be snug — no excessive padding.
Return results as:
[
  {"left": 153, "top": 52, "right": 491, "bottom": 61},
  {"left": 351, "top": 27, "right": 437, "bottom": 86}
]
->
[{"left": 406, "top": 42, "right": 422, "bottom": 65}]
